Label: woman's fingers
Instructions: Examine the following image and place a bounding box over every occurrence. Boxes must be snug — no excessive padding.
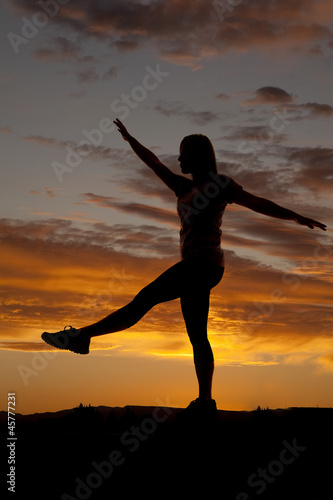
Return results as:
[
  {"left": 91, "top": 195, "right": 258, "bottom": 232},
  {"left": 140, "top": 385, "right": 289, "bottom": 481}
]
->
[
  {"left": 314, "top": 221, "right": 327, "bottom": 231},
  {"left": 307, "top": 218, "right": 327, "bottom": 231},
  {"left": 296, "top": 215, "right": 327, "bottom": 231},
  {"left": 113, "top": 118, "right": 130, "bottom": 140},
  {"left": 114, "top": 118, "right": 126, "bottom": 129},
  {"left": 114, "top": 118, "right": 123, "bottom": 130}
]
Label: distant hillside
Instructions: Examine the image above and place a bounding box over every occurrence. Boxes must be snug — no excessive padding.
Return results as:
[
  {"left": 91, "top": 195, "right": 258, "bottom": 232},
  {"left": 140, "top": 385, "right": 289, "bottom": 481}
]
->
[{"left": 2, "top": 402, "right": 319, "bottom": 423}]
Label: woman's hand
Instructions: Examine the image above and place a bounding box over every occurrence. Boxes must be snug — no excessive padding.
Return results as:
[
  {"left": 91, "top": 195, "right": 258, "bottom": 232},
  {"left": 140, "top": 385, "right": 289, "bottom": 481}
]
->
[
  {"left": 294, "top": 214, "right": 327, "bottom": 231},
  {"left": 114, "top": 118, "right": 131, "bottom": 141}
]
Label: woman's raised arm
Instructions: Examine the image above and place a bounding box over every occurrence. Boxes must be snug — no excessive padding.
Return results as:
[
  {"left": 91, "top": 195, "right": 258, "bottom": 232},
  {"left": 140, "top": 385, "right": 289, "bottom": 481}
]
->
[
  {"left": 232, "top": 189, "right": 327, "bottom": 231},
  {"left": 114, "top": 118, "right": 181, "bottom": 193}
]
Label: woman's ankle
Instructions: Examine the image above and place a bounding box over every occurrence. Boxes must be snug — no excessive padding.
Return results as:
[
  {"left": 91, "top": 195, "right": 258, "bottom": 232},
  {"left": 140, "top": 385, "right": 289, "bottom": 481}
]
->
[{"left": 77, "top": 327, "right": 92, "bottom": 339}]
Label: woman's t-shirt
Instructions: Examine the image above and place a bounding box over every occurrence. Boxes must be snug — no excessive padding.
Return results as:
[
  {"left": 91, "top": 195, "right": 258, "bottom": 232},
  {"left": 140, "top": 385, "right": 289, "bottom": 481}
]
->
[{"left": 176, "top": 173, "right": 242, "bottom": 267}]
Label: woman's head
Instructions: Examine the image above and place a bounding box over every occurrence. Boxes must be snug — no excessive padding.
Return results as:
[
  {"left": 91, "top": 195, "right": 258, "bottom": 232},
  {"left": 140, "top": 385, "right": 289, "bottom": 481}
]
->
[{"left": 178, "top": 134, "right": 217, "bottom": 177}]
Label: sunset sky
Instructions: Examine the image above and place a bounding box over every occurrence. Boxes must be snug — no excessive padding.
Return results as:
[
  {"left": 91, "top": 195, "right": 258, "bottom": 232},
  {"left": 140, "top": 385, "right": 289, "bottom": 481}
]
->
[{"left": 1, "top": 0, "right": 333, "bottom": 415}]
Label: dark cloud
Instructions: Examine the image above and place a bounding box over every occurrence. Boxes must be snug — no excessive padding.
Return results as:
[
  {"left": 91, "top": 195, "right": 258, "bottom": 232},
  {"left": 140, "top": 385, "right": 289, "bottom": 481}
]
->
[
  {"left": 303, "top": 102, "right": 333, "bottom": 117},
  {"left": 239, "top": 87, "right": 333, "bottom": 120},
  {"left": 31, "top": 36, "right": 118, "bottom": 84},
  {"left": 215, "top": 93, "right": 230, "bottom": 101},
  {"left": 10, "top": 0, "right": 333, "bottom": 65},
  {"left": 223, "top": 86, "right": 333, "bottom": 125},
  {"left": 154, "top": 100, "right": 220, "bottom": 125},
  {"left": 82, "top": 192, "right": 179, "bottom": 226},
  {"left": 76, "top": 68, "right": 99, "bottom": 84},
  {"left": 288, "top": 102, "right": 333, "bottom": 119},
  {"left": 31, "top": 36, "right": 84, "bottom": 62},
  {"left": 223, "top": 125, "right": 287, "bottom": 143},
  {"left": 0, "top": 218, "right": 178, "bottom": 256},
  {"left": 243, "top": 87, "right": 294, "bottom": 106},
  {"left": 283, "top": 146, "right": 333, "bottom": 193}
]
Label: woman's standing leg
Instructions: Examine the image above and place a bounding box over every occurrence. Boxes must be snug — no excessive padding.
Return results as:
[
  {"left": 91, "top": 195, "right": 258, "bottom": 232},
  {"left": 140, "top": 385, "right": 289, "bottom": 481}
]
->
[{"left": 180, "top": 290, "right": 214, "bottom": 401}]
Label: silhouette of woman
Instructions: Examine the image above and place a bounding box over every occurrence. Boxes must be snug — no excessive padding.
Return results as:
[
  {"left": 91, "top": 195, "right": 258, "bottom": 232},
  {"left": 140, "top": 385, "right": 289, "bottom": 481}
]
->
[{"left": 42, "top": 118, "right": 326, "bottom": 416}]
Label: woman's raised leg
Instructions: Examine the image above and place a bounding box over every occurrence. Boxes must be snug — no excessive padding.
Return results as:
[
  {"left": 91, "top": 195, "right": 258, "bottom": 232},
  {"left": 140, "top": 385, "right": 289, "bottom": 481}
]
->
[
  {"left": 42, "top": 261, "right": 186, "bottom": 353},
  {"left": 78, "top": 260, "right": 187, "bottom": 338}
]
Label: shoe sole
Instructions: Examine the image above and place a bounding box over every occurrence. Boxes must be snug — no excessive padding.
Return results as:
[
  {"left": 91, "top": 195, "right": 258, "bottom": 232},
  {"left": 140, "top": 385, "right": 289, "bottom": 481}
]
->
[{"left": 41, "top": 332, "right": 89, "bottom": 355}]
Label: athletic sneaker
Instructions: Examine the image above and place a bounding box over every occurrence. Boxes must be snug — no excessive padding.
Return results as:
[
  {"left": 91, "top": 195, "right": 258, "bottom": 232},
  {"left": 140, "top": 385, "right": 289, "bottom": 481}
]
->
[
  {"left": 177, "top": 398, "right": 218, "bottom": 421},
  {"left": 41, "top": 326, "right": 90, "bottom": 355}
]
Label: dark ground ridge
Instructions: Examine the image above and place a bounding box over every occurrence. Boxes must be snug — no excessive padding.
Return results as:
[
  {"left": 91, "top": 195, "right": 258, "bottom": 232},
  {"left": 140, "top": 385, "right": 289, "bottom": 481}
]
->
[{"left": 1, "top": 405, "right": 332, "bottom": 499}]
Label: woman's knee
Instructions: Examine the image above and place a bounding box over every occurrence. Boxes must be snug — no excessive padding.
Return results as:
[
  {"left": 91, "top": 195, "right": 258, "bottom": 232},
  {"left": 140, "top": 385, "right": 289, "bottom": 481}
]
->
[
  {"left": 189, "top": 334, "right": 213, "bottom": 361},
  {"left": 123, "top": 285, "right": 156, "bottom": 325},
  {"left": 194, "top": 343, "right": 214, "bottom": 364}
]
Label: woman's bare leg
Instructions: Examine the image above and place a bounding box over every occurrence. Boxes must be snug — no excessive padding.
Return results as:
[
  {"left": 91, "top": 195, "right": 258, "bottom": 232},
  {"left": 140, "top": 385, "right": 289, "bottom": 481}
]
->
[
  {"left": 180, "top": 290, "right": 214, "bottom": 401},
  {"left": 79, "top": 261, "right": 186, "bottom": 338},
  {"left": 79, "top": 301, "right": 150, "bottom": 338}
]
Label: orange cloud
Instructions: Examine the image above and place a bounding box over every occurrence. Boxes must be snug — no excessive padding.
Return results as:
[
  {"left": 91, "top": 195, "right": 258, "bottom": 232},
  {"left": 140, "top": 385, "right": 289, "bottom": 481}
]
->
[
  {"left": 317, "top": 352, "right": 333, "bottom": 372},
  {"left": 1, "top": 217, "right": 332, "bottom": 373}
]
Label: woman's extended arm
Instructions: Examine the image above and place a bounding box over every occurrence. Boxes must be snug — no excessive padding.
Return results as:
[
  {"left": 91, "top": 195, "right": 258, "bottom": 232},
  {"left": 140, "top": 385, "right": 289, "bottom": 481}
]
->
[
  {"left": 232, "top": 189, "right": 327, "bottom": 231},
  {"left": 114, "top": 118, "right": 180, "bottom": 193}
]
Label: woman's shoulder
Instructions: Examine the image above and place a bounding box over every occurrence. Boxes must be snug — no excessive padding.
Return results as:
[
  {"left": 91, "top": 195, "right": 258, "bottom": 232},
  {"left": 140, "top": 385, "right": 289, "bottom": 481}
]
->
[{"left": 213, "top": 173, "right": 243, "bottom": 191}]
